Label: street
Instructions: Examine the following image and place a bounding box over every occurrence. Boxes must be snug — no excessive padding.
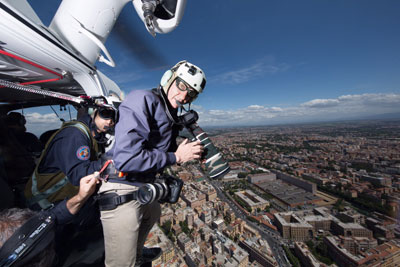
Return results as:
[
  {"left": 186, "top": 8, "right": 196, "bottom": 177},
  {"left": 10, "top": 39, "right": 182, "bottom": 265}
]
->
[{"left": 209, "top": 180, "right": 290, "bottom": 267}]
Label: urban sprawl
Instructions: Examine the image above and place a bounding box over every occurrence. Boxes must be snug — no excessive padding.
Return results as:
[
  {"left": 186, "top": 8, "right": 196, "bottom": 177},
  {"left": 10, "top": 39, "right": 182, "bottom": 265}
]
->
[{"left": 144, "top": 120, "right": 400, "bottom": 267}]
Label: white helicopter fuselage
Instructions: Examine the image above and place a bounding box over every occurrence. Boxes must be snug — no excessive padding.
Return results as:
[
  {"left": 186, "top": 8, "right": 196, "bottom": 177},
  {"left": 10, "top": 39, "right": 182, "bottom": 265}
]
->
[
  {"left": 0, "top": 0, "right": 106, "bottom": 98},
  {"left": 0, "top": 0, "right": 186, "bottom": 105}
]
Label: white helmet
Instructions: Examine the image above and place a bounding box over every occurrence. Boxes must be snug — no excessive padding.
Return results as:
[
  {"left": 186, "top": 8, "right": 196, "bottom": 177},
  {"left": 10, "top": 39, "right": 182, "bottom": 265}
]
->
[
  {"left": 160, "top": 60, "right": 206, "bottom": 96},
  {"left": 105, "top": 93, "right": 123, "bottom": 109}
]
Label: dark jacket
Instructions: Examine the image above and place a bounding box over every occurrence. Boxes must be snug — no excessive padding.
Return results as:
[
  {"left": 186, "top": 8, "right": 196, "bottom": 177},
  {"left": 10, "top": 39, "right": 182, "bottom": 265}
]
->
[
  {"left": 24, "top": 114, "right": 103, "bottom": 223},
  {"left": 48, "top": 199, "right": 74, "bottom": 225},
  {"left": 38, "top": 114, "right": 102, "bottom": 186}
]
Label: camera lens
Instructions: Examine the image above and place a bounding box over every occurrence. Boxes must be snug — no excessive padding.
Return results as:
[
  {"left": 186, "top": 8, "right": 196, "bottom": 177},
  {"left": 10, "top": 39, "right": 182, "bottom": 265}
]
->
[
  {"left": 186, "top": 123, "right": 230, "bottom": 179},
  {"left": 137, "top": 185, "right": 156, "bottom": 205},
  {"left": 137, "top": 182, "right": 169, "bottom": 205},
  {"left": 179, "top": 110, "right": 230, "bottom": 179},
  {"left": 155, "top": 182, "right": 169, "bottom": 201},
  {"left": 205, "top": 152, "right": 230, "bottom": 179}
]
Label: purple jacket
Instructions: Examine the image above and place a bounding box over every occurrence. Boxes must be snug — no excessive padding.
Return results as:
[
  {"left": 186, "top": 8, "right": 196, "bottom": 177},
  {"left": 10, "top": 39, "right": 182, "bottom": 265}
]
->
[{"left": 111, "top": 89, "right": 179, "bottom": 183}]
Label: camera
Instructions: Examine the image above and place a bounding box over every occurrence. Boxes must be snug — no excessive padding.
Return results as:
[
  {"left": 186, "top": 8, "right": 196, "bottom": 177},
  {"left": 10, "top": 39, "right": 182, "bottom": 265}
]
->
[
  {"left": 137, "top": 175, "right": 183, "bottom": 205},
  {"left": 179, "top": 110, "right": 230, "bottom": 179},
  {"left": 97, "top": 161, "right": 183, "bottom": 206}
]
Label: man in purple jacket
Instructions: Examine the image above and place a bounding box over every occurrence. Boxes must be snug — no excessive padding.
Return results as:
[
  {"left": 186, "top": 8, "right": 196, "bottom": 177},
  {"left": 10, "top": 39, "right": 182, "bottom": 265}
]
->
[{"left": 98, "top": 60, "right": 206, "bottom": 266}]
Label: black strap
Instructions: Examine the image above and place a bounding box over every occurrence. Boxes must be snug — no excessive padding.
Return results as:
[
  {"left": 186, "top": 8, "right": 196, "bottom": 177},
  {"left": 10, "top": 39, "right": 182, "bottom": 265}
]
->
[
  {"left": 97, "top": 191, "right": 138, "bottom": 211},
  {"left": 152, "top": 87, "right": 181, "bottom": 125}
]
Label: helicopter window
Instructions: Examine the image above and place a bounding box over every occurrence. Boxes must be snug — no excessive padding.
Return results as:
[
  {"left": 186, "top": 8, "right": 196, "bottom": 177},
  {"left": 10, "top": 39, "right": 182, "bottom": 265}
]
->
[
  {"left": 0, "top": 105, "right": 78, "bottom": 188},
  {"left": 3, "top": 105, "right": 77, "bottom": 146}
]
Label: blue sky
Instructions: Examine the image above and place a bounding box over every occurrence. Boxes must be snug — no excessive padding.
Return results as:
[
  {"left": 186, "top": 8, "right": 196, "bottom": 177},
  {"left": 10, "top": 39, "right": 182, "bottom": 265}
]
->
[{"left": 26, "top": 0, "right": 400, "bottom": 132}]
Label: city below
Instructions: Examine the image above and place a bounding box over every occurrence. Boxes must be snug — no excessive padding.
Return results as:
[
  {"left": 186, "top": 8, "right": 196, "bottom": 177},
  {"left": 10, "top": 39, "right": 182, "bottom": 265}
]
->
[{"left": 141, "top": 119, "right": 400, "bottom": 267}]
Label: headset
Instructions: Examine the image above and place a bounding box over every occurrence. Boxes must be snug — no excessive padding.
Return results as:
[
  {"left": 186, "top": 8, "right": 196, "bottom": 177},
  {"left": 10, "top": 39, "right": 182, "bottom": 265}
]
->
[
  {"left": 160, "top": 69, "right": 174, "bottom": 88},
  {"left": 160, "top": 60, "right": 189, "bottom": 90},
  {"left": 0, "top": 213, "right": 55, "bottom": 267}
]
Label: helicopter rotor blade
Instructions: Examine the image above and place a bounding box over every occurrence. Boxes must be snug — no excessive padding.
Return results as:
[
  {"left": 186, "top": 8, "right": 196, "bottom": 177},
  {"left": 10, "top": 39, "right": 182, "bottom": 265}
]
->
[{"left": 112, "top": 9, "right": 168, "bottom": 70}]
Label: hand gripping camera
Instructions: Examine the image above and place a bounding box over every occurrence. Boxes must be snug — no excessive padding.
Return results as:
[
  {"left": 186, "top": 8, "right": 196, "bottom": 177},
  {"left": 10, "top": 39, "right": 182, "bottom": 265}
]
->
[
  {"left": 178, "top": 110, "right": 230, "bottom": 179},
  {"left": 137, "top": 175, "right": 183, "bottom": 205}
]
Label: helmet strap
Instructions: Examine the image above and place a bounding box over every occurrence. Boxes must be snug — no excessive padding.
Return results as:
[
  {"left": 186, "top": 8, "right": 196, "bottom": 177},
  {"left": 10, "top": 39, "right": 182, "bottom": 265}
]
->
[
  {"left": 178, "top": 102, "right": 191, "bottom": 116},
  {"left": 91, "top": 111, "right": 100, "bottom": 132},
  {"left": 157, "top": 85, "right": 193, "bottom": 123}
]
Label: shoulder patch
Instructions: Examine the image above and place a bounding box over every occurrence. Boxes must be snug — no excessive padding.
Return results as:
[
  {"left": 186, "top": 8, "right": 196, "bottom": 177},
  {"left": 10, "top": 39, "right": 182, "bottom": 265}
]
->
[{"left": 76, "top": 146, "right": 90, "bottom": 160}]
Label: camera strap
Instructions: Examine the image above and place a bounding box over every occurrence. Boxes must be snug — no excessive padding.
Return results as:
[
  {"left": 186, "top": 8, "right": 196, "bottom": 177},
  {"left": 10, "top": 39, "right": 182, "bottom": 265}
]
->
[
  {"left": 97, "top": 191, "right": 138, "bottom": 211},
  {"left": 152, "top": 87, "right": 181, "bottom": 126},
  {"left": 0, "top": 213, "right": 55, "bottom": 267}
]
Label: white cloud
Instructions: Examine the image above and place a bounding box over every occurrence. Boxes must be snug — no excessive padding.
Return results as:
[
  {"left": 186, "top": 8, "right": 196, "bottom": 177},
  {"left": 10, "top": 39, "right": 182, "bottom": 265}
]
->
[
  {"left": 247, "top": 105, "right": 264, "bottom": 110},
  {"left": 270, "top": 107, "right": 283, "bottom": 112},
  {"left": 25, "top": 112, "right": 59, "bottom": 124},
  {"left": 301, "top": 99, "right": 340, "bottom": 108},
  {"left": 300, "top": 93, "right": 400, "bottom": 110},
  {"left": 25, "top": 112, "right": 69, "bottom": 137},
  {"left": 338, "top": 93, "right": 400, "bottom": 106},
  {"left": 197, "top": 93, "right": 400, "bottom": 126}
]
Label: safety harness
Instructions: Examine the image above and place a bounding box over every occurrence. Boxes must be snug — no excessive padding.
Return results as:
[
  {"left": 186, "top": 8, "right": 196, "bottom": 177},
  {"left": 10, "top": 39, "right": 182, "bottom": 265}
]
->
[
  {"left": 97, "top": 192, "right": 140, "bottom": 211},
  {"left": 25, "top": 121, "right": 99, "bottom": 210}
]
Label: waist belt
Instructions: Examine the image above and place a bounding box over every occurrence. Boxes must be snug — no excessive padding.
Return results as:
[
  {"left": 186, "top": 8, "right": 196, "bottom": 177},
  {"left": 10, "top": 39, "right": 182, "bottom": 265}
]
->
[
  {"left": 97, "top": 191, "right": 138, "bottom": 211},
  {"left": 126, "top": 173, "right": 156, "bottom": 183}
]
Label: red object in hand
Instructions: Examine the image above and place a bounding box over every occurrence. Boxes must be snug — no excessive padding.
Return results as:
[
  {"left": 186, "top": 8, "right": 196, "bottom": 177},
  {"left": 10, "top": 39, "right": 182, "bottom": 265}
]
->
[{"left": 99, "top": 160, "right": 113, "bottom": 181}]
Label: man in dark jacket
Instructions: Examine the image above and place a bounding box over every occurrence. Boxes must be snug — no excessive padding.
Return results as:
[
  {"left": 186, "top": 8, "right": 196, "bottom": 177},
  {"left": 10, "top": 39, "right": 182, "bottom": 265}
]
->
[
  {"left": 98, "top": 60, "right": 206, "bottom": 266},
  {"left": 24, "top": 106, "right": 116, "bottom": 216}
]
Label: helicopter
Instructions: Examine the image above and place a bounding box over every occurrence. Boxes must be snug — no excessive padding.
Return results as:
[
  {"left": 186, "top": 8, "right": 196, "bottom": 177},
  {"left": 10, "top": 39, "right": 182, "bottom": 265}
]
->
[
  {"left": 0, "top": 0, "right": 188, "bottom": 265},
  {"left": 0, "top": 0, "right": 187, "bottom": 112}
]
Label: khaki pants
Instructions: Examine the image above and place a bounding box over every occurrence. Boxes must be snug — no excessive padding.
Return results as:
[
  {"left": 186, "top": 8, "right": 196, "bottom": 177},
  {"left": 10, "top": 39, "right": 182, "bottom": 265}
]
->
[{"left": 99, "top": 182, "right": 161, "bottom": 267}]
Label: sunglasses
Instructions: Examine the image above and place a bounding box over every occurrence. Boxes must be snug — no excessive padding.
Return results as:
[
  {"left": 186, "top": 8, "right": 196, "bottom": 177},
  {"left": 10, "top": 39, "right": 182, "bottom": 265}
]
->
[
  {"left": 98, "top": 108, "right": 115, "bottom": 120},
  {"left": 175, "top": 78, "right": 198, "bottom": 99}
]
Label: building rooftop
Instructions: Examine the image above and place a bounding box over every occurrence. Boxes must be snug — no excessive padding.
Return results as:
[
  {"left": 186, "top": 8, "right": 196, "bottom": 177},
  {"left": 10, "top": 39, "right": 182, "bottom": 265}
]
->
[
  {"left": 337, "top": 222, "right": 365, "bottom": 229},
  {"left": 258, "top": 180, "right": 320, "bottom": 206},
  {"left": 325, "top": 236, "right": 365, "bottom": 262},
  {"left": 235, "top": 190, "right": 269, "bottom": 207}
]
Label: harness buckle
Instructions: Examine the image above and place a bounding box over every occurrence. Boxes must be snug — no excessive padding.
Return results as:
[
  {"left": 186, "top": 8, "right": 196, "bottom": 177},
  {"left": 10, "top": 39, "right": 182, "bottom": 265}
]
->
[{"left": 114, "top": 195, "right": 122, "bottom": 205}]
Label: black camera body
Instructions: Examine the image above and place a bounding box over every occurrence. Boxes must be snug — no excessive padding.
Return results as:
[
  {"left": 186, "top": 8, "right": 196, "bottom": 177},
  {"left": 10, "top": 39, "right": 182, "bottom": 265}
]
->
[
  {"left": 179, "top": 110, "right": 231, "bottom": 179},
  {"left": 137, "top": 175, "right": 183, "bottom": 205},
  {"left": 161, "top": 175, "right": 184, "bottom": 203}
]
